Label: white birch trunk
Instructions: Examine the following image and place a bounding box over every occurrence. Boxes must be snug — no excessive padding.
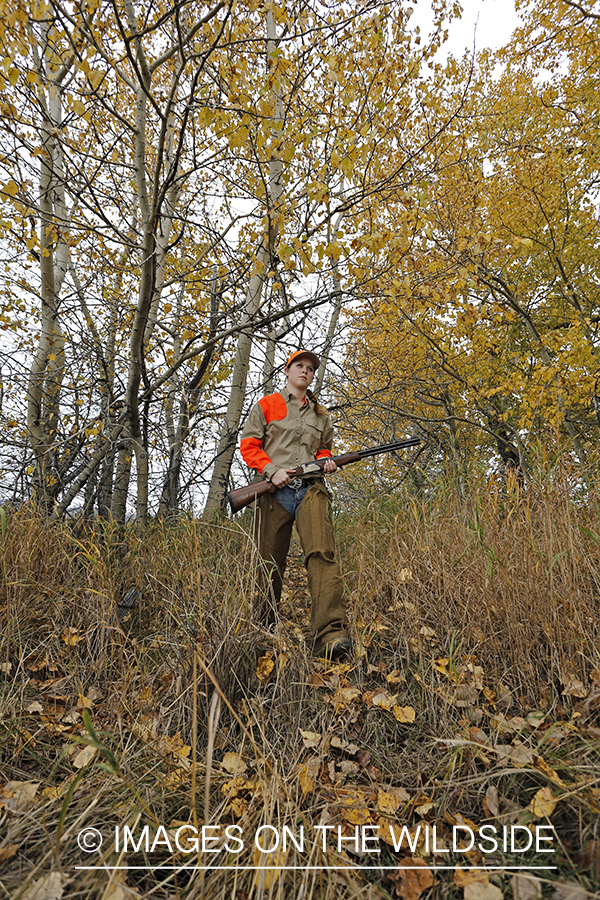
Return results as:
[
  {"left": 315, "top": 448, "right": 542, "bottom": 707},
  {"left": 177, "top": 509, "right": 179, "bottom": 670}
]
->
[{"left": 203, "top": 8, "right": 284, "bottom": 515}]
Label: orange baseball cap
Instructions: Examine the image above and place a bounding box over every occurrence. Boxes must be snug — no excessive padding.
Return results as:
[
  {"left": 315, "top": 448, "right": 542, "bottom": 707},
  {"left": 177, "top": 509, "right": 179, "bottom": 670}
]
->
[{"left": 285, "top": 349, "right": 320, "bottom": 370}]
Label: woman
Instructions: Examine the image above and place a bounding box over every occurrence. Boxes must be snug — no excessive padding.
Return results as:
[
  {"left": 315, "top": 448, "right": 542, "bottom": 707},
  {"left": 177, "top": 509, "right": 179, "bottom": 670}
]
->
[{"left": 239, "top": 350, "right": 352, "bottom": 661}]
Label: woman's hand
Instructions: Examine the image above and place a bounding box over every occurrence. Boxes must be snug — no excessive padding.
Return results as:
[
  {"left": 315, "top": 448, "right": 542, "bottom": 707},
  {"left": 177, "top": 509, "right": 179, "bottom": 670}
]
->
[{"left": 271, "top": 468, "right": 293, "bottom": 488}]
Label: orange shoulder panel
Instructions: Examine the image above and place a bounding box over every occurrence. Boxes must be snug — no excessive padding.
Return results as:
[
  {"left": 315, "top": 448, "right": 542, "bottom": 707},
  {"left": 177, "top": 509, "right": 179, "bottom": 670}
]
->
[{"left": 258, "top": 393, "right": 287, "bottom": 423}]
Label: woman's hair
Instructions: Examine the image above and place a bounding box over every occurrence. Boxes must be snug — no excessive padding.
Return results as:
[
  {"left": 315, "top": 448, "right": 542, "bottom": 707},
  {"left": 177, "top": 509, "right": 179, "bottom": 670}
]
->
[{"left": 307, "top": 389, "right": 329, "bottom": 416}]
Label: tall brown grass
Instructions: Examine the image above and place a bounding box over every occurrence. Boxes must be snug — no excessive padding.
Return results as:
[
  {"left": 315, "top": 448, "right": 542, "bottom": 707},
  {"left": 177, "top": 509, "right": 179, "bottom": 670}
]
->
[{"left": 0, "top": 477, "right": 598, "bottom": 899}]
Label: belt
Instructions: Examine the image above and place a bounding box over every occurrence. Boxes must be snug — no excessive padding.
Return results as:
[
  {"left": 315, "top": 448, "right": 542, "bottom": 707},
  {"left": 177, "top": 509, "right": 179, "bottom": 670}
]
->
[{"left": 290, "top": 476, "right": 323, "bottom": 490}]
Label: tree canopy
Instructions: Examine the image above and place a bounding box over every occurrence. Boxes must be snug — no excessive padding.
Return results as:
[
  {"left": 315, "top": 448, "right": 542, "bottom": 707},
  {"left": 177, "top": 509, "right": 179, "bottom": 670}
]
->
[{"left": 0, "top": 0, "right": 598, "bottom": 517}]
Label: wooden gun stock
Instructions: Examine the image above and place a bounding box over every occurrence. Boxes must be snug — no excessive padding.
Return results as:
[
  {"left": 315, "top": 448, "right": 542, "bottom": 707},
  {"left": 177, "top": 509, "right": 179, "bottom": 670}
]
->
[
  {"left": 226, "top": 437, "right": 421, "bottom": 515},
  {"left": 227, "top": 479, "right": 277, "bottom": 514}
]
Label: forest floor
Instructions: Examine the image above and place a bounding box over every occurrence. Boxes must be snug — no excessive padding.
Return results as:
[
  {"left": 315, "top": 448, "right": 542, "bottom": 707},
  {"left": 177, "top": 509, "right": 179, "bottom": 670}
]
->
[{"left": 0, "top": 485, "right": 599, "bottom": 900}]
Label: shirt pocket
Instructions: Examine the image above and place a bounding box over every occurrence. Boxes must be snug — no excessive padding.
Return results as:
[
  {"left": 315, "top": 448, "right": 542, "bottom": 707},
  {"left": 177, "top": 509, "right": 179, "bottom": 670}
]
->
[{"left": 305, "top": 421, "right": 324, "bottom": 455}]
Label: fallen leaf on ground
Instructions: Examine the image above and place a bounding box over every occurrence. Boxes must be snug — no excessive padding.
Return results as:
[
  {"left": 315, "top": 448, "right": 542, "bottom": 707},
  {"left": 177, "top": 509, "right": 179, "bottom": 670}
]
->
[
  {"left": 453, "top": 868, "right": 488, "bottom": 887},
  {"left": 330, "top": 735, "right": 359, "bottom": 754},
  {"left": 467, "top": 663, "right": 484, "bottom": 689},
  {"left": 27, "top": 701, "right": 44, "bottom": 714},
  {"left": 337, "top": 789, "right": 371, "bottom": 825},
  {"left": 377, "top": 817, "right": 403, "bottom": 846},
  {"left": 393, "top": 705, "right": 416, "bottom": 724},
  {"left": 482, "top": 784, "right": 499, "bottom": 818},
  {"left": 300, "top": 730, "right": 322, "bottom": 749},
  {"left": 76, "top": 694, "right": 94, "bottom": 709},
  {"left": 334, "top": 686, "right": 361, "bottom": 705},
  {"left": 509, "top": 743, "right": 534, "bottom": 766},
  {"left": 464, "top": 883, "right": 503, "bottom": 900},
  {"left": 579, "top": 839, "right": 600, "bottom": 879},
  {"left": 511, "top": 874, "right": 542, "bottom": 900},
  {"left": 389, "top": 857, "right": 434, "bottom": 900},
  {"left": 551, "top": 881, "right": 588, "bottom": 900},
  {"left": 372, "top": 689, "right": 398, "bottom": 710},
  {"left": 378, "top": 788, "right": 406, "bottom": 815},
  {"left": 62, "top": 627, "right": 83, "bottom": 646},
  {"left": 0, "top": 843, "right": 19, "bottom": 863},
  {"left": 561, "top": 672, "right": 588, "bottom": 699},
  {"left": 451, "top": 685, "right": 479, "bottom": 707},
  {"left": 1, "top": 781, "right": 40, "bottom": 812},
  {"left": 526, "top": 711, "right": 546, "bottom": 728},
  {"left": 256, "top": 654, "right": 275, "bottom": 684},
  {"left": 22, "top": 872, "right": 67, "bottom": 900},
  {"left": 533, "top": 755, "right": 566, "bottom": 786},
  {"left": 297, "top": 758, "right": 320, "bottom": 795},
  {"left": 253, "top": 844, "right": 287, "bottom": 889},
  {"left": 72, "top": 746, "right": 97, "bottom": 769},
  {"left": 221, "top": 752, "right": 247, "bottom": 775},
  {"left": 529, "top": 786, "right": 557, "bottom": 819},
  {"left": 415, "top": 800, "right": 434, "bottom": 817}
]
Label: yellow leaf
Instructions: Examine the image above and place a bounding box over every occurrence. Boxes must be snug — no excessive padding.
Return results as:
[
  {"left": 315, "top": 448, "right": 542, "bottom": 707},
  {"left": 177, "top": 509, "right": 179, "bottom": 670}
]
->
[
  {"left": 297, "top": 758, "right": 319, "bottom": 795},
  {"left": 338, "top": 789, "right": 371, "bottom": 825},
  {"left": 378, "top": 788, "right": 408, "bottom": 815},
  {"left": 252, "top": 843, "right": 287, "bottom": 889},
  {"left": 88, "top": 69, "right": 103, "bottom": 89},
  {"left": 530, "top": 786, "right": 557, "bottom": 818},
  {"left": 62, "top": 627, "right": 83, "bottom": 645},
  {"left": 256, "top": 654, "right": 274, "bottom": 684},
  {"left": 229, "top": 127, "right": 249, "bottom": 150},
  {"left": 393, "top": 705, "right": 416, "bottom": 724},
  {"left": 532, "top": 755, "right": 566, "bottom": 786},
  {"left": 72, "top": 99, "right": 86, "bottom": 116},
  {"left": 453, "top": 868, "right": 488, "bottom": 887}
]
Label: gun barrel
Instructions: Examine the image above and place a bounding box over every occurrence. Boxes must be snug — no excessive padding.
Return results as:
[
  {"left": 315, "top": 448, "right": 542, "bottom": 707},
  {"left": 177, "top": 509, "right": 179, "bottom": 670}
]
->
[
  {"left": 355, "top": 437, "right": 421, "bottom": 461},
  {"left": 228, "top": 437, "right": 422, "bottom": 514}
]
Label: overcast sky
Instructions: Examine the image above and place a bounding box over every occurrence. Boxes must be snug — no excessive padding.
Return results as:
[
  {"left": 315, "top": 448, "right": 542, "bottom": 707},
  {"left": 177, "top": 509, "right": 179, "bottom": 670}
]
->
[{"left": 413, "top": 0, "right": 522, "bottom": 59}]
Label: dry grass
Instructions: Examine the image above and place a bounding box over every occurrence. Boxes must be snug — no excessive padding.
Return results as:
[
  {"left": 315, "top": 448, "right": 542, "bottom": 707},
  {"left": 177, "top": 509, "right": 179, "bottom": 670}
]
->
[{"left": 0, "top": 480, "right": 599, "bottom": 900}]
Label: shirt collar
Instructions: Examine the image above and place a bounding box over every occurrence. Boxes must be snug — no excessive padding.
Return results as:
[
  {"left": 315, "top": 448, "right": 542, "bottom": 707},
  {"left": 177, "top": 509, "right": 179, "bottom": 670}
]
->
[{"left": 284, "top": 390, "right": 308, "bottom": 405}]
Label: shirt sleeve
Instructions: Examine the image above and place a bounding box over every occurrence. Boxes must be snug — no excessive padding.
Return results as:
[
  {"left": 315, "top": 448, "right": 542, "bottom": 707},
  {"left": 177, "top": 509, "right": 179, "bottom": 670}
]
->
[
  {"left": 315, "top": 414, "right": 334, "bottom": 460},
  {"left": 240, "top": 403, "right": 278, "bottom": 479}
]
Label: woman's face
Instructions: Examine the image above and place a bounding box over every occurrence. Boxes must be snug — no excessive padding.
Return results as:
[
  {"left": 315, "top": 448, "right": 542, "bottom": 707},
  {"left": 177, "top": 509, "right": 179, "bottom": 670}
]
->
[{"left": 285, "top": 357, "right": 315, "bottom": 393}]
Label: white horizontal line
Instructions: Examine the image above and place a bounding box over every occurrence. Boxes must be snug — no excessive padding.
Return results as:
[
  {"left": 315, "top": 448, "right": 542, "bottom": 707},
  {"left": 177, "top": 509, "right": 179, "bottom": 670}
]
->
[{"left": 75, "top": 865, "right": 558, "bottom": 872}]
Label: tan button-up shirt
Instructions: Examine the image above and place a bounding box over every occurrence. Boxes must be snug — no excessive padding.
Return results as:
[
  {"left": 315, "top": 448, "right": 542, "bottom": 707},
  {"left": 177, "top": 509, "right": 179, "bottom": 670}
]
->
[{"left": 240, "top": 390, "right": 334, "bottom": 481}]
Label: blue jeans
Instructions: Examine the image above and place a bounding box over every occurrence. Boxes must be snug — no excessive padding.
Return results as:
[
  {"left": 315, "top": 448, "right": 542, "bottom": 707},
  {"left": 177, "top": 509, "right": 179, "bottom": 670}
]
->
[{"left": 274, "top": 481, "right": 310, "bottom": 519}]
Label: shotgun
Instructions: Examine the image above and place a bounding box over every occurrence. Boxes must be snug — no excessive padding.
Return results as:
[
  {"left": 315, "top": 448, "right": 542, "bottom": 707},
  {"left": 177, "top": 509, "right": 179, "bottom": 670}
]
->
[{"left": 227, "top": 437, "right": 422, "bottom": 514}]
